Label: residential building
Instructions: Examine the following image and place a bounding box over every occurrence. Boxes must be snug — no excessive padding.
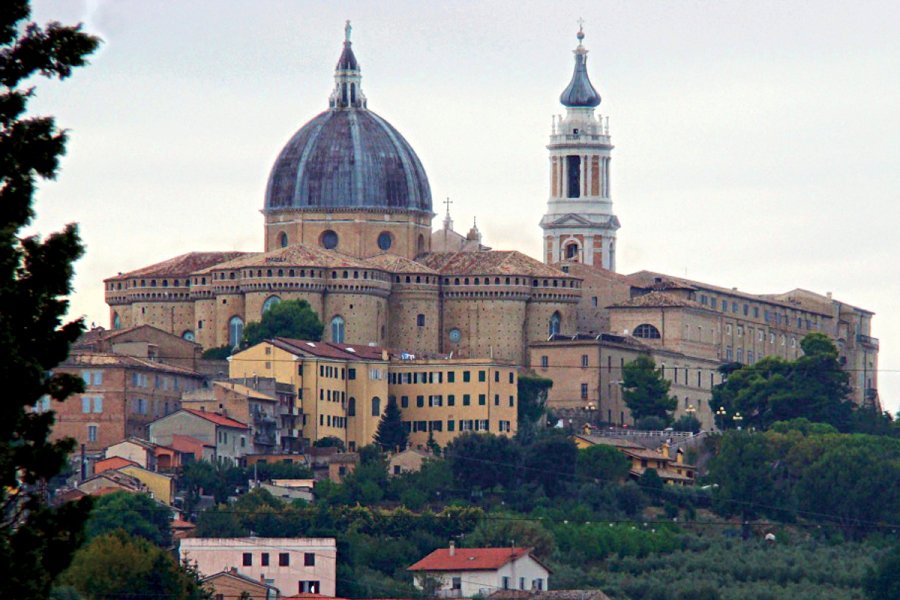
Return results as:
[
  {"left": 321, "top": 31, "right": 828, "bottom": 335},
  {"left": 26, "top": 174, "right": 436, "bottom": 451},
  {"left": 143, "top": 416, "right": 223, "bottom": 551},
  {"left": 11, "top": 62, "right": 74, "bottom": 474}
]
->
[
  {"left": 149, "top": 409, "right": 250, "bottom": 465},
  {"left": 180, "top": 537, "right": 337, "bottom": 597},
  {"left": 118, "top": 463, "right": 176, "bottom": 504},
  {"left": 408, "top": 543, "right": 551, "bottom": 597},
  {"left": 74, "top": 323, "right": 203, "bottom": 372},
  {"left": 573, "top": 434, "right": 696, "bottom": 486},
  {"left": 182, "top": 381, "right": 281, "bottom": 453},
  {"left": 45, "top": 351, "right": 204, "bottom": 453},
  {"left": 388, "top": 448, "right": 433, "bottom": 476},
  {"left": 93, "top": 456, "right": 139, "bottom": 475},
  {"left": 106, "top": 437, "right": 159, "bottom": 470},
  {"left": 201, "top": 569, "right": 277, "bottom": 600},
  {"left": 530, "top": 333, "right": 721, "bottom": 429}
]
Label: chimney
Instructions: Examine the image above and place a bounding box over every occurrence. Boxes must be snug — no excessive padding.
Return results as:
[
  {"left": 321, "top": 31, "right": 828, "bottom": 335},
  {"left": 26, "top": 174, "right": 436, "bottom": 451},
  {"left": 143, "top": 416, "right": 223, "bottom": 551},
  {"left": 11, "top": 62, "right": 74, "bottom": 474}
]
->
[
  {"left": 230, "top": 567, "right": 237, "bottom": 575},
  {"left": 260, "top": 574, "right": 266, "bottom": 584},
  {"left": 449, "top": 541, "right": 456, "bottom": 557}
]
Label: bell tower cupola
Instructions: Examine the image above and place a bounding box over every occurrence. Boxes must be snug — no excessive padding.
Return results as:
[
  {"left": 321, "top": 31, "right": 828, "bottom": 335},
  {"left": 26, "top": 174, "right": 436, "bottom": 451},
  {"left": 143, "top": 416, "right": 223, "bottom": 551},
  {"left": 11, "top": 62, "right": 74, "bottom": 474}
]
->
[{"left": 540, "top": 22, "right": 619, "bottom": 271}]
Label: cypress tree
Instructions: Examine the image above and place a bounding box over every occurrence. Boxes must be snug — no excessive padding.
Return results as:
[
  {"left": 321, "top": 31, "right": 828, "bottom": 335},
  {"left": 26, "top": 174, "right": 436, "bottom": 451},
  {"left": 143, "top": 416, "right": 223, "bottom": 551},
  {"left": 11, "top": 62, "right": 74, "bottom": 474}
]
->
[{"left": 374, "top": 396, "right": 408, "bottom": 452}]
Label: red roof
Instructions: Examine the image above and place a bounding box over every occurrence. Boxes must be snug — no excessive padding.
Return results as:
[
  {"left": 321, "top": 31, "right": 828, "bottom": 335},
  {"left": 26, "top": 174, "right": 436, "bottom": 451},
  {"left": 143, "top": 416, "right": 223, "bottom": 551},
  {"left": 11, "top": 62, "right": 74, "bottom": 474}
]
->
[
  {"left": 94, "top": 456, "right": 140, "bottom": 474},
  {"left": 408, "top": 547, "right": 531, "bottom": 572},
  {"left": 182, "top": 408, "right": 248, "bottom": 429}
]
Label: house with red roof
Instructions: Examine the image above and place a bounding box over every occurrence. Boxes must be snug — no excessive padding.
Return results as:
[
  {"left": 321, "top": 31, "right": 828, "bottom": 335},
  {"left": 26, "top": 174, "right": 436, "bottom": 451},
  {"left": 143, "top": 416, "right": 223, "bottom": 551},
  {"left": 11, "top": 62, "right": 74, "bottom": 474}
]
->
[
  {"left": 408, "top": 543, "right": 550, "bottom": 598},
  {"left": 148, "top": 408, "right": 250, "bottom": 465}
]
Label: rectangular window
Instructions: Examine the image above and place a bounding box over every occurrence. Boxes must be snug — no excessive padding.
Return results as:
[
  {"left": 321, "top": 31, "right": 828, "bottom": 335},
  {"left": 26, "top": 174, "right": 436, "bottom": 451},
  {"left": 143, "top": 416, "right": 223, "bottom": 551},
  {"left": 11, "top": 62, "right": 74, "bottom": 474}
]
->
[
  {"left": 82, "top": 370, "right": 91, "bottom": 386},
  {"left": 448, "top": 420, "right": 455, "bottom": 432},
  {"left": 82, "top": 397, "right": 91, "bottom": 413},
  {"left": 502, "top": 577, "right": 511, "bottom": 590},
  {"left": 452, "top": 577, "right": 462, "bottom": 591},
  {"left": 494, "top": 371, "right": 500, "bottom": 383},
  {"left": 87, "top": 425, "right": 97, "bottom": 442},
  {"left": 93, "top": 397, "right": 103, "bottom": 413},
  {"left": 447, "top": 371, "right": 455, "bottom": 383},
  {"left": 581, "top": 354, "right": 589, "bottom": 368},
  {"left": 401, "top": 396, "right": 409, "bottom": 408},
  {"left": 304, "top": 552, "right": 315, "bottom": 566},
  {"left": 299, "top": 581, "right": 320, "bottom": 594},
  {"left": 520, "top": 578, "right": 526, "bottom": 590},
  {"left": 581, "top": 383, "right": 588, "bottom": 399},
  {"left": 509, "top": 395, "right": 514, "bottom": 407},
  {"left": 243, "top": 553, "right": 252, "bottom": 566},
  {"left": 463, "top": 371, "right": 471, "bottom": 382},
  {"left": 348, "top": 368, "right": 356, "bottom": 380},
  {"left": 261, "top": 553, "right": 269, "bottom": 566},
  {"left": 478, "top": 370, "right": 486, "bottom": 382},
  {"left": 463, "top": 394, "right": 471, "bottom": 406},
  {"left": 479, "top": 394, "right": 486, "bottom": 405},
  {"left": 494, "top": 394, "right": 500, "bottom": 406},
  {"left": 540, "top": 356, "right": 549, "bottom": 368},
  {"left": 509, "top": 372, "right": 514, "bottom": 384},
  {"left": 448, "top": 394, "right": 455, "bottom": 407},
  {"left": 279, "top": 553, "right": 290, "bottom": 566},
  {"left": 417, "top": 395, "right": 424, "bottom": 408}
]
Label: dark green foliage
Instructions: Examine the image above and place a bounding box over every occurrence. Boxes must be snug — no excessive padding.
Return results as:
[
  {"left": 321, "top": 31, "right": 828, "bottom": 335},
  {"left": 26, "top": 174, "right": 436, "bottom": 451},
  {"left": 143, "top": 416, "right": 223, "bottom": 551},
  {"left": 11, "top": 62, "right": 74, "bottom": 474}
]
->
[
  {"left": 200, "top": 345, "right": 232, "bottom": 360},
  {"left": 466, "top": 516, "right": 556, "bottom": 559},
  {"left": 635, "top": 416, "right": 668, "bottom": 431},
  {"left": 60, "top": 531, "right": 209, "bottom": 600},
  {"left": 242, "top": 299, "right": 324, "bottom": 347},
  {"left": 444, "top": 432, "right": 522, "bottom": 491},
  {"left": 622, "top": 355, "right": 677, "bottom": 423},
  {"left": 576, "top": 444, "right": 631, "bottom": 482},
  {"left": 249, "top": 460, "right": 313, "bottom": 481},
  {"left": 707, "top": 432, "right": 779, "bottom": 520},
  {"left": 516, "top": 373, "right": 552, "bottom": 441},
  {"left": 85, "top": 491, "right": 172, "bottom": 547},
  {"left": 712, "top": 333, "right": 854, "bottom": 431},
  {"left": 374, "top": 396, "right": 408, "bottom": 452},
  {"left": 0, "top": 3, "right": 100, "bottom": 597},
  {"left": 178, "top": 460, "right": 246, "bottom": 511},
  {"left": 522, "top": 431, "right": 578, "bottom": 496},
  {"left": 865, "top": 544, "right": 900, "bottom": 600},
  {"left": 672, "top": 414, "right": 702, "bottom": 433},
  {"left": 313, "top": 436, "right": 345, "bottom": 451}
]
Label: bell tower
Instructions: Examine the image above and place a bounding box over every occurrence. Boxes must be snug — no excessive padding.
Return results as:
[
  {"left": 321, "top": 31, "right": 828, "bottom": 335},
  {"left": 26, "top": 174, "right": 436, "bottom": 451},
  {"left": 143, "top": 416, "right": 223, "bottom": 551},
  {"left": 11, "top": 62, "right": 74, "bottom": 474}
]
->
[{"left": 540, "top": 24, "right": 619, "bottom": 271}]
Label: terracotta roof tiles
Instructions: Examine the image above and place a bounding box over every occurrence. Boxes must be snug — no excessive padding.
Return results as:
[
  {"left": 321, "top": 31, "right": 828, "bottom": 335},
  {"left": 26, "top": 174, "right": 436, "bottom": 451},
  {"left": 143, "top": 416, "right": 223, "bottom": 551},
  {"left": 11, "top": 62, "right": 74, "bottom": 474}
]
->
[
  {"left": 182, "top": 408, "right": 249, "bottom": 429},
  {"left": 416, "top": 251, "right": 571, "bottom": 278},
  {"left": 609, "top": 291, "right": 706, "bottom": 310},
  {"left": 111, "top": 252, "right": 247, "bottom": 280},
  {"left": 196, "top": 243, "right": 372, "bottom": 273},
  {"left": 408, "top": 547, "right": 532, "bottom": 572}
]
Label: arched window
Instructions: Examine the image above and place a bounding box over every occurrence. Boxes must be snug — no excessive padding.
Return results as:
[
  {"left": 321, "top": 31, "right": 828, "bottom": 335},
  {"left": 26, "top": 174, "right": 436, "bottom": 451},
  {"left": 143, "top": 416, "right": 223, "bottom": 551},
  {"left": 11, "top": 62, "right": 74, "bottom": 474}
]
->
[
  {"left": 278, "top": 232, "right": 288, "bottom": 248},
  {"left": 371, "top": 397, "right": 381, "bottom": 417},
  {"left": 348, "top": 397, "right": 356, "bottom": 417},
  {"left": 262, "top": 295, "right": 281, "bottom": 315},
  {"left": 228, "top": 316, "right": 244, "bottom": 348},
  {"left": 182, "top": 330, "right": 195, "bottom": 342},
  {"left": 549, "top": 312, "right": 561, "bottom": 336},
  {"left": 633, "top": 323, "right": 662, "bottom": 339},
  {"left": 417, "top": 234, "right": 425, "bottom": 254},
  {"left": 331, "top": 316, "right": 345, "bottom": 343},
  {"left": 565, "top": 243, "right": 579, "bottom": 260},
  {"left": 112, "top": 312, "right": 121, "bottom": 330}
]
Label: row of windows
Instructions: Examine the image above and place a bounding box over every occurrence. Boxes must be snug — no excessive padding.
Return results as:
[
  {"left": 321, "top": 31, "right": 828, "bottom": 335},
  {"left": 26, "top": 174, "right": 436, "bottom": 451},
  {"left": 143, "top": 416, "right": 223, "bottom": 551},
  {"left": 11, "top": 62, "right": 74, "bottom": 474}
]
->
[
  {"left": 81, "top": 370, "right": 103, "bottom": 386},
  {"left": 241, "top": 551, "right": 312, "bottom": 567},
  {"left": 697, "top": 294, "right": 821, "bottom": 330},
  {"left": 404, "top": 419, "right": 509, "bottom": 433},
  {"left": 320, "top": 414, "right": 348, "bottom": 428},
  {"left": 389, "top": 369, "right": 514, "bottom": 385},
  {"left": 81, "top": 396, "right": 103, "bottom": 414},
  {"left": 129, "top": 372, "right": 189, "bottom": 392},
  {"left": 396, "top": 394, "right": 515, "bottom": 408},
  {"left": 440, "top": 276, "right": 579, "bottom": 289}
]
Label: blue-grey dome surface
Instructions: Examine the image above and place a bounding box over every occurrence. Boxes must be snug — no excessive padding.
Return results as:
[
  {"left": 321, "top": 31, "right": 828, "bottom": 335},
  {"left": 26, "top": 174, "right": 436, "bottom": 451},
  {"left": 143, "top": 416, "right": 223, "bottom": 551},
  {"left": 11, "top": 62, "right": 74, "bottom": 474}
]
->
[
  {"left": 560, "top": 52, "right": 601, "bottom": 108},
  {"left": 265, "top": 109, "right": 432, "bottom": 213}
]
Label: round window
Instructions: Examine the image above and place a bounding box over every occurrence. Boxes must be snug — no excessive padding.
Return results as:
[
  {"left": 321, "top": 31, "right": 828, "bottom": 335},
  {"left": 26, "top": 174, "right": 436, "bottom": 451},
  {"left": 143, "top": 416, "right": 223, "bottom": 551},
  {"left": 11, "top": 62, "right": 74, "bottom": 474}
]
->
[
  {"left": 182, "top": 330, "right": 195, "bottom": 342},
  {"left": 377, "top": 231, "right": 393, "bottom": 251},
  {"left": 321, "top": 230, "right": 339, "bottom": 250},
  {"left": 448, "top": 328, "right": 462, "bottom": 343}
]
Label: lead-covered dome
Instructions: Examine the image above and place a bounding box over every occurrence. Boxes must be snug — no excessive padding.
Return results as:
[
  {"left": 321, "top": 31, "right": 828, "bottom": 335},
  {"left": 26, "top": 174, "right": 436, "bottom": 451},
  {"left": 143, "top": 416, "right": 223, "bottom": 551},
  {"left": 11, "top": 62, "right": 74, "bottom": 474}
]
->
[{"left": 265, "top": 23, "right": 432, "bottom": 214}]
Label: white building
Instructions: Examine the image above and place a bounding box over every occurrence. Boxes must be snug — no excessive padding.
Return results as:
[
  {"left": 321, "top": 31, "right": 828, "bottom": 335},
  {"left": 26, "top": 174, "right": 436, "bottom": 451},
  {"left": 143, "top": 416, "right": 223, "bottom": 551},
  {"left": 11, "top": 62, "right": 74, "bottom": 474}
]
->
[
  {"left": 408, "top": 543, "right": 550, "bottom": 597},
  {"left": 180, "top": 537, "right": 337, "bottom": 597}
]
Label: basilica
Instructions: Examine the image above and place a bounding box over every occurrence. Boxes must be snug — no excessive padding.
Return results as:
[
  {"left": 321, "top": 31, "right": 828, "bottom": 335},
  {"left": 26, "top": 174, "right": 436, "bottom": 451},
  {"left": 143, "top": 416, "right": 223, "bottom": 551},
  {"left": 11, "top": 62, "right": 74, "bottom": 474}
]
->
[{"left": 104, "top": 24, "right": 879, "bottom": 417}]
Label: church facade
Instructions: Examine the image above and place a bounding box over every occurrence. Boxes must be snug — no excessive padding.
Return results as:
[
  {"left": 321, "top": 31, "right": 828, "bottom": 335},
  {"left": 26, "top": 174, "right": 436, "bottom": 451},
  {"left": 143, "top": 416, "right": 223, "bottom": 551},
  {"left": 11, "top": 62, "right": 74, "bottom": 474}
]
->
[{"left": 104, "top": 24, "right": 581, "bottom": 366}]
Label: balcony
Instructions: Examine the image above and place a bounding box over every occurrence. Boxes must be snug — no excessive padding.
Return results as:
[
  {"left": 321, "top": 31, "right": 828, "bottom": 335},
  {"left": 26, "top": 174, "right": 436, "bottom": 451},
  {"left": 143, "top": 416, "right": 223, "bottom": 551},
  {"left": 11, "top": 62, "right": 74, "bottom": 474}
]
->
[
  {"left": 253, "top": 432, "right": 277, "bottom": 446},
  {"left": 856, "top": 334, "right": 879, "bottom": 349}
]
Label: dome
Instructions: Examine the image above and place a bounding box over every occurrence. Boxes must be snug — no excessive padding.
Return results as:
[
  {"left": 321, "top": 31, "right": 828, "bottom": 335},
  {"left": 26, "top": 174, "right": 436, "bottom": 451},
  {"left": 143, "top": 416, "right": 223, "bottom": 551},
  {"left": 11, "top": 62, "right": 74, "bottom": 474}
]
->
[
  {"left": 559, "top": 27, "right": 601, "bottom": 108},
  {"left": 264, "top": 23, "right": 432, "bottom": 214},
  {"left": 265, "top": 109, "right": 432, "bottom": 213}
]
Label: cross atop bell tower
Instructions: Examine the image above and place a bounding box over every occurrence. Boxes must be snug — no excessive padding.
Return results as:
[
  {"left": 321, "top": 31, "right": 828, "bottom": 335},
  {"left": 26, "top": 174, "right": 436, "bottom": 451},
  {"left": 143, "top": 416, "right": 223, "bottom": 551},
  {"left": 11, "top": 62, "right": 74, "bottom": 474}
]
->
[{"left": 539, "top": 23, "right": 619, "bottom": 271}]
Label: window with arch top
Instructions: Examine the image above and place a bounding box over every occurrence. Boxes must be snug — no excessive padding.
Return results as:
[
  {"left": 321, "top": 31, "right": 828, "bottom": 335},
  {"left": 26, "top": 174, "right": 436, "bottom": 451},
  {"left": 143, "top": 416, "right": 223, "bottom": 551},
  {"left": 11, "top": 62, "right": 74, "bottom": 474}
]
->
[
  {"left": 331, "top": 316, "right": 345, "bottom": 343},
  {"left": 228, "top": 316, "right": 244, "bottom": 348},
  {"left": 633, "top": 323, "right": 662, "bottom": 339},
  {"left": 262, "top": 295, "right": 281, "bottom": 315},
  {"left": 549, "top": 311, "right": 561, "bottom": 337},
  {"left": 371, "top": 396, "right": 381, "bottom": 417},
  {"left": 278, "top": 232, "right": 288, "bottom": 248},
  {"left": 565, "top": 243, "right": 579, "bottom": 260}
]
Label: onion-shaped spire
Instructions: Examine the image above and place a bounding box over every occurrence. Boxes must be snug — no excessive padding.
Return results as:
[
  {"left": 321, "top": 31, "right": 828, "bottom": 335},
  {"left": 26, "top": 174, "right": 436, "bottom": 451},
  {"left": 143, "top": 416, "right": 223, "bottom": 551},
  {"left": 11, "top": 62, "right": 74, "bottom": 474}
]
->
[{"left": 559, "top": 23, "right": 601, "bottom": 108}]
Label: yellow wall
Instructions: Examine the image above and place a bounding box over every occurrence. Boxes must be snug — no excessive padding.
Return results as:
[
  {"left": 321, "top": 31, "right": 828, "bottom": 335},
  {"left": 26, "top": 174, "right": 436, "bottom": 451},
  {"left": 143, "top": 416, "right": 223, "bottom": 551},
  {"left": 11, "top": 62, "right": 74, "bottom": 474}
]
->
[{"left": 119, "top": 465, "right": 174, "bottom": 505}]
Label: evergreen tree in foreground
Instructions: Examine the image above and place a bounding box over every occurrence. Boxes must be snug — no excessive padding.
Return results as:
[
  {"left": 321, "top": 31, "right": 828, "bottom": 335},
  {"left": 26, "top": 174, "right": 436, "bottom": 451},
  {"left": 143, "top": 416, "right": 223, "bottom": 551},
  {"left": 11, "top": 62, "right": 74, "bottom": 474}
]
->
[
  {"left": 374, "top": 396, "right": 408, "bottom": 452},
  {"left": 0, "top": 2, "right": 99, "bottom": 597},
  {"left": 621, "top": 354, "right": 677, "bottom": 424}
]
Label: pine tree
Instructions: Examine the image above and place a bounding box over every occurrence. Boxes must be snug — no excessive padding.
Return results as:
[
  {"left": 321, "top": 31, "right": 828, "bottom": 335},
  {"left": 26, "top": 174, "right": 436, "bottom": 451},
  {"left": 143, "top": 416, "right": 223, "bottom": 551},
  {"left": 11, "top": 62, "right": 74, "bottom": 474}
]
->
[
  {"left": 621, "top": 354, "right": 677, "bottom": 423},
  {"left": 0, "top": 2, "right": 99, "bottom": 597},
  {"left": 374, "top": 396, "right": 408, "bottom": 452}
]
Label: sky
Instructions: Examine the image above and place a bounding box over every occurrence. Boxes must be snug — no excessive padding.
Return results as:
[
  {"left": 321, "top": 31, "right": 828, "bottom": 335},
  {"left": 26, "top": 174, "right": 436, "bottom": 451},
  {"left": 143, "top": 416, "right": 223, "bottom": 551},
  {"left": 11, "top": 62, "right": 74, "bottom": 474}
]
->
[{"left": 27, "top": 1, "right": 900, "bottom": 414}]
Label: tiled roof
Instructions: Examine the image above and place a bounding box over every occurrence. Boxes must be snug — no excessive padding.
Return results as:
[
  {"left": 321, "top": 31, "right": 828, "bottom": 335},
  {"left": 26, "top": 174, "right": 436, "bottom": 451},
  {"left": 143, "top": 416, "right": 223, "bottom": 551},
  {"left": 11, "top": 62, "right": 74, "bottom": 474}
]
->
[
  {"left": 196, "top": 243, "right": 373, "bottom": 273},
  {"left": 416, "top": 251, "right": 570, "bottom": 278},
  {"left": 609, "top": 291, "right": 706, "bottom": 310},
  {"left": 366, "top": 253, "right": 437, "bottom": 274},
  {"left": 168, "top": 434, "right": 215, "bottom": 452},
  {"left": 574, "top": 435, "right": 644, "bottom": 450},
  {"left": 272, "top": 337, "right": 387, "bottom": 362},
  {"left": 61, "top": 351, "right": 202, "bottom": 377},
  {"left": 94, "top": 456, "right": 140, "bottom": 474},
  {"left": 110, "top": 252, "right": 247, "bottom": 279},
  {"left": 552, "top": 261, "right": 635, "bottom": 283},
  {"left": 182, "top": 409, "right": 249, "bottom": 430},
  {"left": 408, "top": 547, "right": 531, "bottom": 572}
]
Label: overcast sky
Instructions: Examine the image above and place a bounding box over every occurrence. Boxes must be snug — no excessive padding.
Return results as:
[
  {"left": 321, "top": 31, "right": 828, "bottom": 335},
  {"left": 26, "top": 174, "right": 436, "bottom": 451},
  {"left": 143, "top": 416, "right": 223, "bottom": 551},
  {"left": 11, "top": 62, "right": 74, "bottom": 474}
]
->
[{"left": 28, "top": 1, "right": 900, "bottom": 414}]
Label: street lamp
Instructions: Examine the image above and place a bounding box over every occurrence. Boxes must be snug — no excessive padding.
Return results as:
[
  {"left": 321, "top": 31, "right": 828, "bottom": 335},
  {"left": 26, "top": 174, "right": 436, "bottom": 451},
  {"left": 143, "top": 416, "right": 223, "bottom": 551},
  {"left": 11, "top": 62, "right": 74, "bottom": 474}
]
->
[
  {"left": 584, "top": 401, "right": 597, "bottom": 429},
  {"left": 715, "top": 406, "right": 727, "bottom": 430},
  {"left": 733, "top": 412, "right": 743, "bottom": 431},
  {"left": 685, "top": 404, "right": 697, "bottom": 433}
]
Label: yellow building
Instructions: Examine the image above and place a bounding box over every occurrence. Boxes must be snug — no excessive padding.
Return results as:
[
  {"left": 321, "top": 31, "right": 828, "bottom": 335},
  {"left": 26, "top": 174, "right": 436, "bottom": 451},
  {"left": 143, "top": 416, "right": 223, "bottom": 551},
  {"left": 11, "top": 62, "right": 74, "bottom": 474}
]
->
[
  {"left": 573, "top": 434, "right": 696, "bottom": 486},
  {"left": 229, "top": 338, "right": 517, "bottom": 451},
  {"left": 389, "top": 358, "right": 517, "bottom": 447},
  {"left": 118, "top": 464, "right": 176, "bottom": 504}
]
